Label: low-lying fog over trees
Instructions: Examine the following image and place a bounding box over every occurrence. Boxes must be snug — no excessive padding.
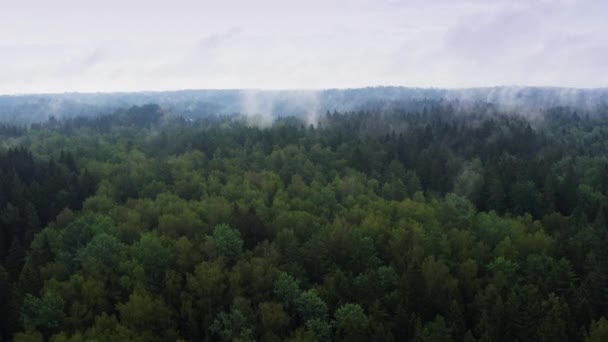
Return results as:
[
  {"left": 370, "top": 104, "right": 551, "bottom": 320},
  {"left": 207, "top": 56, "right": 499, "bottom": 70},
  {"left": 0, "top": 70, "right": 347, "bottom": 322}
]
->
[
  {"left": 0, "top": 90, "right": 608, "bottom": 341},
  {"left": 2, "top": 86, "right": 607, "bottom": 124}
]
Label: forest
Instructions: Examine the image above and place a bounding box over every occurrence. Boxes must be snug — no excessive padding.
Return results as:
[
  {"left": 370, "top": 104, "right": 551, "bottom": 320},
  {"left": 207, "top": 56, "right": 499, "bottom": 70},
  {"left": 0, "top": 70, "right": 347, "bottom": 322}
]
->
[{"left": 1, "top": 100, "right": 608, "bottom": 341}]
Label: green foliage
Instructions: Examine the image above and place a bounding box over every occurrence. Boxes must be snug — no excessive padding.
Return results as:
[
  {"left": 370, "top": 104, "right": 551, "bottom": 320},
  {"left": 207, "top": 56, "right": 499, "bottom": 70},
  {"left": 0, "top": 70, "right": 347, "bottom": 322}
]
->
[
  {"left": 21, "top": 293, "right": 65, "bottom": 337},
  {"left": 586, "top": 317, "right": 608, "bottom": 342},
  {"left": 258, "top": 302, "right": 289, "bottom": 336},
  {"left": 274, "top": 272, "right": 301, "bottom": 306},
  {"left": 305, "top": 318, "right": 331, "bottom": 341},
  {"left": 0, "top": 266, "right": 18, "bottom": 340},
  {"left": 131, "top": 233, "right": 173, "bottom": 290},
  {"left": 116, "top": 291, "right": 174, "bottom": 340},
  {"left": 210, "top": 309, "right": 254, "bottom": 342},
  {"left": 77, "top": 233, "right": 122, "bottom": 270},
  {"left": 2, "top": 106, "right": 608, "bottom": 341},
  {"left": 211, "top": 224, "right": 243, "bottom": 262},
  {"left": 414, "top": 315, "right": 452, "bottom": 342},
  {"left": 295, "top": 290, "right": 328, "bottom": 322},
  {"left": 334, "top": 303, "right": 369, "bottom": 341}
]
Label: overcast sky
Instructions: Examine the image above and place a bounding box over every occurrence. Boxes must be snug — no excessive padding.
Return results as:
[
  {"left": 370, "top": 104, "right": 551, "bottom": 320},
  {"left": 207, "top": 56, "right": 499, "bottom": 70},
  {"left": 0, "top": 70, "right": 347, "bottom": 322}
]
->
[{"left": 1, "top": 0, "right": 607, "bottom": 94}]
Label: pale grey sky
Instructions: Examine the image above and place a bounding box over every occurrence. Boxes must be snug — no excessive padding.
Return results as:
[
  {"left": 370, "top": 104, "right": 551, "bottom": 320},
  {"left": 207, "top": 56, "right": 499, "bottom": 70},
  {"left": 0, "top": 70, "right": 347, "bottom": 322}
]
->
[{"left": 1, "top": 0, "right": 607, "bottom": 94}]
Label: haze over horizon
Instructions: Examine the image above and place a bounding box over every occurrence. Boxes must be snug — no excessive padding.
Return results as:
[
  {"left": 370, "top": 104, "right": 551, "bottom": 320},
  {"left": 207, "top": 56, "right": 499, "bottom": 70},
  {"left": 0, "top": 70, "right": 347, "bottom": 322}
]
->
[
  {"left": 4, "top": 85, "right": 608, "bottom": 98},
  {"left": 2, "top": 0, "right": 608, "bottom": 94}
]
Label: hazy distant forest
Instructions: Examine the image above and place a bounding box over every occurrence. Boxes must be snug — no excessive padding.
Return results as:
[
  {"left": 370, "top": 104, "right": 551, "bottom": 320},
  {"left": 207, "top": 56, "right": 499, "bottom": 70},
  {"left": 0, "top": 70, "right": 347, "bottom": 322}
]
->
[{"left": 1, "top": 88, "right": 608, "bottom": 341}]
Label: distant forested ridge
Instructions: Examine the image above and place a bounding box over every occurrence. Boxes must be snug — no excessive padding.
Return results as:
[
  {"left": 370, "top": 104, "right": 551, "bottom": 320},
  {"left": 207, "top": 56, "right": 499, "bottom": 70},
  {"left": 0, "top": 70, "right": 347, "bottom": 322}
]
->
[
  {"left": 1, "top": 86, "right": 608, "bottom": 123},
  {"left": 0, "top": 98, "right": 608, "bottom": 341}
]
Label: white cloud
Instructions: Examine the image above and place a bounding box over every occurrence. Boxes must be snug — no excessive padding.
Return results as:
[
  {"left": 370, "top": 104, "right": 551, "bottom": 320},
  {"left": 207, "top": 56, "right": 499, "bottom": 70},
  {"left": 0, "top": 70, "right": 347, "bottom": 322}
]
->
[{"left": 0, "top": 0, "right": 606, "bottom": 93}]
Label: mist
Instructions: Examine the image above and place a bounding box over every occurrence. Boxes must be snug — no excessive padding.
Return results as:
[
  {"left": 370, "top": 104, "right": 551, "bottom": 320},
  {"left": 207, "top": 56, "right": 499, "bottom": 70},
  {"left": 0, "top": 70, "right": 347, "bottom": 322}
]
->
[{"left": 1, "top": 86, "right": 607, "bottom": 124}]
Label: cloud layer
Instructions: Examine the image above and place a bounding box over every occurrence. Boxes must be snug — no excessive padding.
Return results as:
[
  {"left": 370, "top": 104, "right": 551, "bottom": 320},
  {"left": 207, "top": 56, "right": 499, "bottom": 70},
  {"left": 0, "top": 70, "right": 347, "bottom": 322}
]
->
[{"left": 1, "top": 0, "right": 607, "bottom": 94}]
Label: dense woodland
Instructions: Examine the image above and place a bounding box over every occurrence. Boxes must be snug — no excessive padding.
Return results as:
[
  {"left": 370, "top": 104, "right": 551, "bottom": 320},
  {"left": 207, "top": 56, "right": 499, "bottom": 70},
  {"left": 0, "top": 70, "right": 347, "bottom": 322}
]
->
[{"left": 1, "top": 101, "right": 608, "bottom": 341}]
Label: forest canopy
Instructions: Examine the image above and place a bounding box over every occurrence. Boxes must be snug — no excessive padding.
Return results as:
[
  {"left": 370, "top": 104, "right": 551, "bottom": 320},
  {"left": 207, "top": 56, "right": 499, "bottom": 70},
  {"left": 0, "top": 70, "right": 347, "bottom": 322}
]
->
[{"left": 0, "top": 100, "right": 607, "bottom": 341}]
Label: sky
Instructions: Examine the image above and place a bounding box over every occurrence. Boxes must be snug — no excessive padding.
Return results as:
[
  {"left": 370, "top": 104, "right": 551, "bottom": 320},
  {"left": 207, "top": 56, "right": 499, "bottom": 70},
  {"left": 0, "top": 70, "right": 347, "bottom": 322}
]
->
[{"left": 1, "top": 0, "right": 607, "bottom": 94}]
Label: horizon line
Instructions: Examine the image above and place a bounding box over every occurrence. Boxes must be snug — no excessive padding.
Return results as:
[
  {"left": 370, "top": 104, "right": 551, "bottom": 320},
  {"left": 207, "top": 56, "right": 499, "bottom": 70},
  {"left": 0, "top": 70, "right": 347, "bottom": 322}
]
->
[{"left": 2, "top": 85, "right": 608, "bottom": 97}]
